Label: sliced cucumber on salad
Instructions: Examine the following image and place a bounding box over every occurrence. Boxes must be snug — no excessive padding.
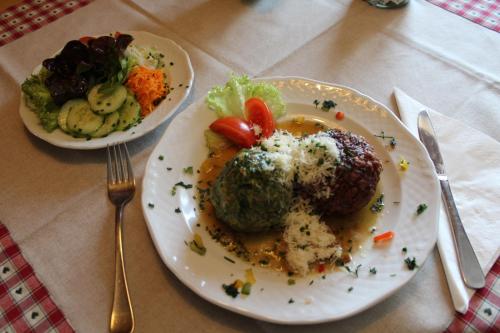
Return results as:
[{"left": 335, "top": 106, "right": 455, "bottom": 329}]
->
[
  {"left": 65, "top": 99, "right": 104, "bottom": 135},
  {"left": 88, "top": 84, "right": 128, "bottom": 114},
  {"left": 116, "top": 94, "right": 141, "bottom": 131},
  {"left": 57, "top": 86, "right": 142, "bottom": 138},
  {"left": 90, "top": 112, "right": 120, "bottom": 138}
]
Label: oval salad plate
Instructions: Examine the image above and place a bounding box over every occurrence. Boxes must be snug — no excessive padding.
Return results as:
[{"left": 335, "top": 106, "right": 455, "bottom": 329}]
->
[
  {"left": 141, "top": 77, "right": 440, "bottom": 324},
  {"left": 19, "top": 31, "right": 193, "bottom": 150}
]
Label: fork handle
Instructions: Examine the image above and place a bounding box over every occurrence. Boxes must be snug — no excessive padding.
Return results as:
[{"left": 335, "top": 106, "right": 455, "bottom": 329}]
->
[{"left": 110, "top": 205, "right": 135, "bottom": 333}]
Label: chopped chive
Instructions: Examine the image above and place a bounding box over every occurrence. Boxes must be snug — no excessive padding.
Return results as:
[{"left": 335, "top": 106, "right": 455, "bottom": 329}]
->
[
  {"left": 224, "top": 256, "right": 235, "bottom": 264},
  {"left": 148, "top": 203, "right": 155, "bottom": 208}
]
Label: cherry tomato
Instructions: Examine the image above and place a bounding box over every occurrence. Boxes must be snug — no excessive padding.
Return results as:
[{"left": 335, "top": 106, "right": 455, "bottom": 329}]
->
[
  {"left": 209, "top": 117, "right": 257, "bottom": 148},
  {"left": 373, "top": 231, "right": 395, "bottom": 242},
  {"left": 244, "top": 98, "right": 275, "bottom": 138},
  {"left": 335, "top": 111, "right": 345, "bottom": 120},
  {"left": 79, "top": 36, "right": 94, "bottom": 45}
]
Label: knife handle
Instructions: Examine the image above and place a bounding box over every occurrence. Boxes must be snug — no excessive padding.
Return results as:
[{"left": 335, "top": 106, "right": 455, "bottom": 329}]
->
[{"left": 440, "top": 178, "right": 485, "bottom": 289}]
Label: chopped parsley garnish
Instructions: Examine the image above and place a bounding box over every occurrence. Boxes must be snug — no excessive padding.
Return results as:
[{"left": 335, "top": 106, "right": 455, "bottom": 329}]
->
[
  {"left": 321, "top": 100, "right": 337, "bottom": 112},
  {"left": 404, "top": 257, "right": 419, "bottom": 270},
  {"left": 222, "top": 283, "right": 239, "bottom": 298},
  {"left": 321, "top": 275, "right": 326, "bottom": 279},
  {"left": 166, "top": 167, "right": 172, "bottom": 171},
  {"left": 416, "top": 203, "right": 428, "bottom": 215},
  {"left": 345, "top": 264, "right": 362, "bottom": 277},
  {"left": 483, "top": 308, "right": 492, "bottom": 316},
  {"left": 287, "top": 279, "right": 296, "bottom": 285},
  {"left": 347, "top": 287, "right": 353, "bottom": 292},
  {"left": 158, "top": 155, "right": 164, "bottom": 161},
  {"left": 390, "top": 273, "right": 397, "bottom": 277},
  {"left": 147, "top": 203, "right": 155, "bottom": 208},
  {"left": 309, "top": 280, "right": 314, "bottom": 286},
  {"left": 370, "top": 194, "right": 385, "bottom": 213},
  {"left": 374, "top": 131, "right": 397, "bottom": 148},
  {"left": 402, "top": 247, "right": 408, "bottom": 254},
  {"left": 369, "top": 267, "right": 377, "bottom": 275},
  {"left": 313, "top": 99, "right": 320, "bottom": 108},
  {"left": 174, "top": 207, "right": 181, "bottom": 213},
  {"left": 183, "top": 166, "right": 194, "bottom": 175},
  {"left": 288, "top": 298, "right": 295, "bottom": 304},
  {"left": 171, "top": 181, "right": 193, "bottom": 195},
  {"left": 224, "top": 256, "right": 235, "bottom": 264}
]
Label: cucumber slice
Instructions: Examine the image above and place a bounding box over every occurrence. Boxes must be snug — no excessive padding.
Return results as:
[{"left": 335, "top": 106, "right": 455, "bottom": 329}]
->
[
  {"left": 90, "top": 112, "right": 120, "bottom": 138},
  {"left": 88, "top": 84, "right": 127, "bottom": 114},
  {"left": 66, "top": 100, "right": 104, "bottom": 135},
  {"left": 116, "top": 95, "right": 141, "bottom": 131},
  {"left": 58, "top": 100, "right": 76, "bottom": 133}
]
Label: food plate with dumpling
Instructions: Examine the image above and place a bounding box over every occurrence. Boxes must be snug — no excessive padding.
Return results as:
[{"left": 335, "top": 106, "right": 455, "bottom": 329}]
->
[{"left": 141, "top": 76, "right": 440, "bottom": 324}]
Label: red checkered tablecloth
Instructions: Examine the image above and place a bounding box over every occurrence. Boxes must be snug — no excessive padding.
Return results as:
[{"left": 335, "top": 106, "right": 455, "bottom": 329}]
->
[
  {"left": 0, "top": 223, "right": 74, "bottom": 332},
  {"left": 445, "top": 257, "right": 500, "bottom": 333},
  {"left": 0, "top": 0, "right": 92, "bottom": 47},
  {"left": 426, "top": 0, "right": 500, "bottom": 32}
]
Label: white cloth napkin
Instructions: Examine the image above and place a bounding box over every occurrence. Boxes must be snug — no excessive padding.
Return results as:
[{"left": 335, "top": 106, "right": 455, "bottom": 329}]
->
[{"left": 394, "top": 88, "right": 500, "bottom": 314}]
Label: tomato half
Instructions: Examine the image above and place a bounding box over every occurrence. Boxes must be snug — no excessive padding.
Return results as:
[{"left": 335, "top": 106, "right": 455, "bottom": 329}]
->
[
  {"left": 209, "top": 117, "right": 257, "bottom": 148},
  {"left": 245, "top": 98, "right": 275, "bottom": 138}
]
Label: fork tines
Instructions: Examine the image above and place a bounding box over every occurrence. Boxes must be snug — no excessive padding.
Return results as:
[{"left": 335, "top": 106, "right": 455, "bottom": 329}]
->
[{"left": 107, "top": 143, "right": 134, "bottom": 185}]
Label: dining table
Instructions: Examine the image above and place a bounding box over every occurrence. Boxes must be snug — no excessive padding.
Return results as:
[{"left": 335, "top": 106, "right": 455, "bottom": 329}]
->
[{"left": 0, "top": 0, "right": 499, "bottom": 332}]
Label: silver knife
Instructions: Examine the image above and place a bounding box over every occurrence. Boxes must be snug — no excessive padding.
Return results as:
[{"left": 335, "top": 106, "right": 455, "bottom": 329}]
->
[{"left": 418, "top": 110, "right": 485, "bottom": 289}]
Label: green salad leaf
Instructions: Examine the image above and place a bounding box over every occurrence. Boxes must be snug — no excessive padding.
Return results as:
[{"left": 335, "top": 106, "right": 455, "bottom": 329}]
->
[
  {"left": 21, "top": 73, "right": 60, "bottom": 132},
  {"left": 206, "top": 74, "right": 286, "bottom": 119}
]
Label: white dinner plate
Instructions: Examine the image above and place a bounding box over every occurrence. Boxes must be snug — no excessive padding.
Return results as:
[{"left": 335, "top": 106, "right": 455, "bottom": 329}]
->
[
  {"left": 19, "top": 31, "right": 194, "bottom": 150},
  {"left": 141, "top": 77, "right": 440, "bottom": 324}
]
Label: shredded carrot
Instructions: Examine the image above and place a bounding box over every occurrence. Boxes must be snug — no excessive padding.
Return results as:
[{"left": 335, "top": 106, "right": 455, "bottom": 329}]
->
[{"left": 126, "top": 66, "right": 168, "bottom": 116}]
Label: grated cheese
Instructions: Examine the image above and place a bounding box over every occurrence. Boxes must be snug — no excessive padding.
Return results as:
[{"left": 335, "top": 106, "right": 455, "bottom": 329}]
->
[
  {"left": 284, "top": 200, "right": 342, "bottom": 276},
  {"left": 294, "top": 133, "right": 340, "bottom": 199}
]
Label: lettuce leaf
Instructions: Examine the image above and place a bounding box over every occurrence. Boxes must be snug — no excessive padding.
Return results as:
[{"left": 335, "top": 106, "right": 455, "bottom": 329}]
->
[
  {"left": 21, "top": 74, "right": 60, "bottom": 132},
  {"left": 206, "top": 74, "right": 286, "bottom": 119}
]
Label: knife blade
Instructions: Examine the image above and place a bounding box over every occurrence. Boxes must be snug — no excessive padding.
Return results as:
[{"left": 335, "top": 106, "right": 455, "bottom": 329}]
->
[{"left": 418, "top": 110, "right": 485, "bottom": 289}]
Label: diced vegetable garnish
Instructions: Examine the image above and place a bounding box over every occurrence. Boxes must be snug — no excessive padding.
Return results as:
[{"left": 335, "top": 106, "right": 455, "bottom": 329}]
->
[
  {"left": 373, "top": 231, "right": 395, "bottom": 242},
  {"left": 245, "top": 269, "right": 256, "bottom": 285},
  {"left": 189, "top": 233, "right": 206, "bottom": 255},
  {"left": 399, "top": 158, "right": 410, "bottom": 171}
]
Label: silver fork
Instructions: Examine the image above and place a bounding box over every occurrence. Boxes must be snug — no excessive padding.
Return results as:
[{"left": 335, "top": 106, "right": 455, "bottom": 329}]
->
[{"left": 107, "top": 143, "right": 135, "bottom": 333}]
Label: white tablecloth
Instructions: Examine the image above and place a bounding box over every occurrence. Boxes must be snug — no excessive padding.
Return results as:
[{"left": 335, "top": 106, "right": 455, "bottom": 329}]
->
[{"left": 0, "top": 0, "right": 498, "bottom": 331}]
